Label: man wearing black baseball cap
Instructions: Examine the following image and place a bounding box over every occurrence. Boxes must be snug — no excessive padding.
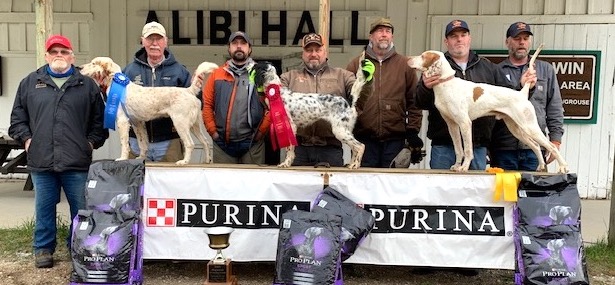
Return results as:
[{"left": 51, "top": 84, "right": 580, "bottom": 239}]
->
[
  {"left": 415, "top": 19, "right": 512, "bottom": 172},
  {"left": 490, "top": 22, "right": 564, "bottom": 171},
  {"left": 202, "top": 31, "right": 270, "bottom": 164}
]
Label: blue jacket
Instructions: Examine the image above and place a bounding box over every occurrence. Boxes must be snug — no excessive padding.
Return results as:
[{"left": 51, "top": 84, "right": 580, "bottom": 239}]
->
[
  {"left": 122, "top": 48, "right": 191, "bottom": 142},
  {"left": 9, "top": 65, "right": 109, "bottom": 172}
]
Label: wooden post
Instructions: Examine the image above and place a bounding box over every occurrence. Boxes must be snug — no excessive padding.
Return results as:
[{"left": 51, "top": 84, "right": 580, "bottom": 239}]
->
[
  {"left": 35, "top": 0, "right": 53, "bottom": 68},
  {"left": 609, "top": 163, "right": 615, "bottom": 244},
  {"left": 319, "top": 0, "right": 330, "bottom": 49}
]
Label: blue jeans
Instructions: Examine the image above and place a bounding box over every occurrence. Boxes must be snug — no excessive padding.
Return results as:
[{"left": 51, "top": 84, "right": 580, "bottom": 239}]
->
[
  {"left": 129, "top": 137, "right": 170, "bottom": 161},
  {"left": 490, "top": 149, "right": 539, "bottom": 171},
  {"left": 430, "top": 145, "right": 487, "bottom": 170},
  {"left": 30, "top": 170, "right": 88, "bottom": 254},
  {"left": 359, "top": 137, "right": 405, "bottom": 168}
]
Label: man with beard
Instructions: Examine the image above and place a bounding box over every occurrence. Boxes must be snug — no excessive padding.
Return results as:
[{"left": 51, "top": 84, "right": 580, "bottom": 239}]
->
[
  {"left": 489, "top": 22, "right": 564, "bottom": 171},
  {"left": 202, "top": 31, "right": 270, "bottom": 163},
  {"left": 415, "top": 19, "right": 535, "bottom": 171},
  {"left": 346, "top": 17, "right": 423, "bottom": 168},
  {"left": 123, "top": 21, "right": 191, "bottom": 162},
  {"left": 280, "top": 33, "right": 373, "bottom": 167},
  {"left": 9, "top": 35, "right": 108, "bottom": 268}
]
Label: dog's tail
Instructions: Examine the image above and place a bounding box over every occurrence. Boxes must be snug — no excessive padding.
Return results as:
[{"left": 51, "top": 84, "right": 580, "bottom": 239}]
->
[
  {"left": 520, "top": 43, "right": 544, "bottom": 98},
  {"left": 188, "top": 62, "right": 219, "bottom": 95},
  {"left": 350, "top": 51, "right": 370, "bottom": 109}
]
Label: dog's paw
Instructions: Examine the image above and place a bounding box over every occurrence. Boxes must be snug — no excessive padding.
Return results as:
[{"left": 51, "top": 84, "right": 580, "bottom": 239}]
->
[
  {"left": 557, "top": 165, "right": 569, "bottom": 174},
  {"left": 277, "top": 162, "right": 291, "bottom": 168},
  {"left": 115, "top": 157, "right": 128, "bottom": 161},
  {"left": 450, "top": 164, "right": 468, "bottom": 172},
  {"left": 346, "top": 162, "right": 360, "bottom": 169},
  {"left": 175, "top": 160, "right": 189, "bottom": 166}
]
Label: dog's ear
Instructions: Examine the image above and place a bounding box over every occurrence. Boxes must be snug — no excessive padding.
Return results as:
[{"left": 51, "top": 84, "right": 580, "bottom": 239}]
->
[{"left": 423, "top": 52, "right": 442, "bottom": 78}]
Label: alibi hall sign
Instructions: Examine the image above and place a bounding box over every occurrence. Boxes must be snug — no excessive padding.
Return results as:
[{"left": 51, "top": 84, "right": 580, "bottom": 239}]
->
[
  {"left": 143, "top": 10, "right": 372, "bottom": 46},
  {"left": 479, "top": 50, "right": 601, "bottom": 124}
]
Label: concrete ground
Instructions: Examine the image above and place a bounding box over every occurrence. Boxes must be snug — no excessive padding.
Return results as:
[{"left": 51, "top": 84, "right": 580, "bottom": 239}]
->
[{"left": 0, "top": 178, "right": 610, "bottom": 243}]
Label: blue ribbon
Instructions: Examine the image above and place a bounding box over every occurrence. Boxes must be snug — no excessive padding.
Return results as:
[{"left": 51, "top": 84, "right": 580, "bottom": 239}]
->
[{"left": 104, "top": 73, "right": 130, "bottom": 130}]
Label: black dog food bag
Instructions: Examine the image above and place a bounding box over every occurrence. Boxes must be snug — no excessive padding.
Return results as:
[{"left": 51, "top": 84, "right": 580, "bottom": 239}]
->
[
  {"left": 273, "top": 210, "right": 343, "bottom": 285},
  {"left": 312, "top": 187, "right": 375, "bottom": 261},
  {"left": 518, "top": 225, "right": 589, "bottom": 285},
  {"left": 70, "top": 209, "right": 138, "bottom": 284},
  {"left": 517, "top": 174, "right": 580, "bottom": 226},
  {"left": 85, "top": 159, "right": 145, "bottom": 212}
]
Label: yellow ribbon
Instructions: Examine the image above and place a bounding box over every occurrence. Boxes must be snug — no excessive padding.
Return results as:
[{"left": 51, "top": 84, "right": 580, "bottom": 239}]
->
[{"left": 488, "top": 167, "right": 521, "bottom": 202}]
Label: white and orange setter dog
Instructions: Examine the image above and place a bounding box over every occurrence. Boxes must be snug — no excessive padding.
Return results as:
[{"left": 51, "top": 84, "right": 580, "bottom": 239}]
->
[
  {"left": 80, "top": 57, "right": 217, "bottom": 165},
  {"left": 408, "top": 48, "right": 568, "bottom": 173}
]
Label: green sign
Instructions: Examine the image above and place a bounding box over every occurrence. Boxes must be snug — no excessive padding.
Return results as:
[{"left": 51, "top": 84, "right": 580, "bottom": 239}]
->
[{"left": 478, "top": 50, "right": 601, "bottom": 124}]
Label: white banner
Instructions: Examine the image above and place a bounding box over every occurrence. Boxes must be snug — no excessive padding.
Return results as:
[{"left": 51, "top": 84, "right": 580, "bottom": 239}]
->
[{"left": 143, "top": 167, "right": 514, "bottom": 269}]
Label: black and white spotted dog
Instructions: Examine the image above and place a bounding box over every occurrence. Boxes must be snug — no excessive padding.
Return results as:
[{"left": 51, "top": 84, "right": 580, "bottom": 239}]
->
[{"left": 252, "top": 58, "right": 370, "bottom": 169}]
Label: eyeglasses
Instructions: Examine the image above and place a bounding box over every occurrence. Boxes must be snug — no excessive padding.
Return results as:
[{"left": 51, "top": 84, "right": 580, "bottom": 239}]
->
[
  {"left": 144, "top": 35, "right": 165, "bottom": 43},
  {"left": 47, "top": 49, "right": 72, "bottom": 56}
]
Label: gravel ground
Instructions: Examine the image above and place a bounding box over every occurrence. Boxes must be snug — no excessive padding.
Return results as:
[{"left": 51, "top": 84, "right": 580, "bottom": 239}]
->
[{"left": 1, "top": 250, "right": 614, "bottom": 285}]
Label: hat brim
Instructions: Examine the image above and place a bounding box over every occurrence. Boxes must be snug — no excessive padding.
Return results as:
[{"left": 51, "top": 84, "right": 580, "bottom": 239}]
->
[
  {"left": 509, "top": 31, "right": 533, "bottom": 37},
  {"left": 446, "top": 27, "right": 469, "bottom": 37}
]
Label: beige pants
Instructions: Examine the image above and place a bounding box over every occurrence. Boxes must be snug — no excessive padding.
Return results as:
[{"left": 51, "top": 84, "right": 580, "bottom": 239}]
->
[{"left": 213, "top": 139, "right": 265, "bottom": 164}]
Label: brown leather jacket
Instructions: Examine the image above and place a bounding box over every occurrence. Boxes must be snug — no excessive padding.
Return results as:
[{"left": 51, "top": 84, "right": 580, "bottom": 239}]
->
[
  {"left": 347, "top": 46, "right": 422, "bottom": 141},
  {"left": 281, "top": 62, "right": 359, "bottom": 147}
]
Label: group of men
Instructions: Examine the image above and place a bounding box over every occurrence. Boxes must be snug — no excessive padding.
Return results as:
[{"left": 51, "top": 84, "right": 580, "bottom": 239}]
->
[{"left": 8, "top": 17, "right": 563, "bottom": 269}]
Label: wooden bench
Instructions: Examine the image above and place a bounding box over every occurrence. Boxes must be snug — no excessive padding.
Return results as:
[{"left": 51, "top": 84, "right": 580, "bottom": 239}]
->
[{"left": 0, "top": 138, "right": 32, "bottom": 191}]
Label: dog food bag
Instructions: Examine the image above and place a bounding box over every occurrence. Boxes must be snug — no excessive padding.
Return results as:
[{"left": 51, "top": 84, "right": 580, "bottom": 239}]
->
[
  {"left": 517, "top": 173, "right": 580, "bottom": 226},
  {"left": 517, "top": 225, "right": 589, "bottom": 285},
  {"left": 273, "top": 210, "right": 343, "bottom": 285},
  {"left": 312, "top": 186, "right": 375, "bottom": 261},
  {"left": 85, "top": 159, "right": 145, "bottom": 212},
  {"left": 70, "top": 209, "right": 138, "bottom": 284}
]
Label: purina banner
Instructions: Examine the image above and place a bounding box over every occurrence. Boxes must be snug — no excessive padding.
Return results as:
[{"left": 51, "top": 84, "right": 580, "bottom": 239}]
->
[{"left": 143, "top": 166, "right": 515, "bottom": 269}]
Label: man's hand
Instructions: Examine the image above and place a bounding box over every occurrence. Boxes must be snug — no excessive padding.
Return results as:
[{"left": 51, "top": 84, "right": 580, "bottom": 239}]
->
[
  {"left": 520, "top": 68, "right": 537, "bottom": 89},
  {"left": 406, "top": 130, "right": 424, "bottom": 164},
  {"left": 361, "top": 59, "right": 375, "bottom": 82},
  {"left": 25, "top": 138, "right": 31, "bottom": 152},
  {"left": 422, "top": 74, "right": 441, "bottom": 89},
  {"left": 249, "top": 69, "right": 264, "bottom": 92},
  {"left": 545, "top": 141, "right": 561, "bottom": 164}
]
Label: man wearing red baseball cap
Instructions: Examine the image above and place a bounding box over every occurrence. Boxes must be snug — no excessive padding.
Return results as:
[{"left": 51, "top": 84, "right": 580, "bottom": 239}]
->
[{"left": 9, "top": 34, "right": 108, "bottom": 268}]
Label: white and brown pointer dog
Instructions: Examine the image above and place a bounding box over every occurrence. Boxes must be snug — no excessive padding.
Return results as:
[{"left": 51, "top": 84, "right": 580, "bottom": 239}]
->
[
  {"left": 80, "top": 57, "right": 217, "bottom": 165},
  {"left": 408, "top": 46, "right": 568, "bottom": 173}
]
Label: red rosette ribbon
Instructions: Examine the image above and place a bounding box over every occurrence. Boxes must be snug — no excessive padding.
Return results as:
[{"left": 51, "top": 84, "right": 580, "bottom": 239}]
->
[{"left": 266, "top": 84, "right": 297, "bottom": 150}]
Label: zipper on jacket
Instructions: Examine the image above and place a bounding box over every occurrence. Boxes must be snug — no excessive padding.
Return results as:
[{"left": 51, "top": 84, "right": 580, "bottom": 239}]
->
[{"left": 148, "top": 67, "right": 156, "bottom": 142}]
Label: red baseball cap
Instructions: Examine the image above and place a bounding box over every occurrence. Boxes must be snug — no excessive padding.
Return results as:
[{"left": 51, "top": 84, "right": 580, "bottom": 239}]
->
[{"left": 45, "top": 35, "right": 73, "bottom": 51}]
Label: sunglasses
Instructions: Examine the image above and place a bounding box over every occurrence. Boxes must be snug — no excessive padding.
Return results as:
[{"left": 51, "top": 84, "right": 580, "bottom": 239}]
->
[{"left": 47, "top": 49, "right": 72, "bottom": 56}]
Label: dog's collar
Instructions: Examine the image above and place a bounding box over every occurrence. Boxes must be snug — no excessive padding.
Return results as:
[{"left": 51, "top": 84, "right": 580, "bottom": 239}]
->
[{"left": 439, "top": 75, "right": 455, "bottom": 83}]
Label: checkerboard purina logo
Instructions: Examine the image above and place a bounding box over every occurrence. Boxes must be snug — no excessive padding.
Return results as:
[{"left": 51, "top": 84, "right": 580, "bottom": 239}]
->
[{"left": 147, "top": 198, "right": 176, "bottom": 227}]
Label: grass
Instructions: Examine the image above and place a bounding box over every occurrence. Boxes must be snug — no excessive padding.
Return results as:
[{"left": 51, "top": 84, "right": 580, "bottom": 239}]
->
[
  {"left": 585, "top": 239, "right": 615, "bottom": 276},
  {"left": 0, "top": 216, "right": 70, "bottom": 257}
]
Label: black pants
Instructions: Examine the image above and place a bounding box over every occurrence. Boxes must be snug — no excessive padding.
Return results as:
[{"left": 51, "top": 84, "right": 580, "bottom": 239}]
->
[{"left": 291, "top": 145, "right": 344, "bottom": 167}]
